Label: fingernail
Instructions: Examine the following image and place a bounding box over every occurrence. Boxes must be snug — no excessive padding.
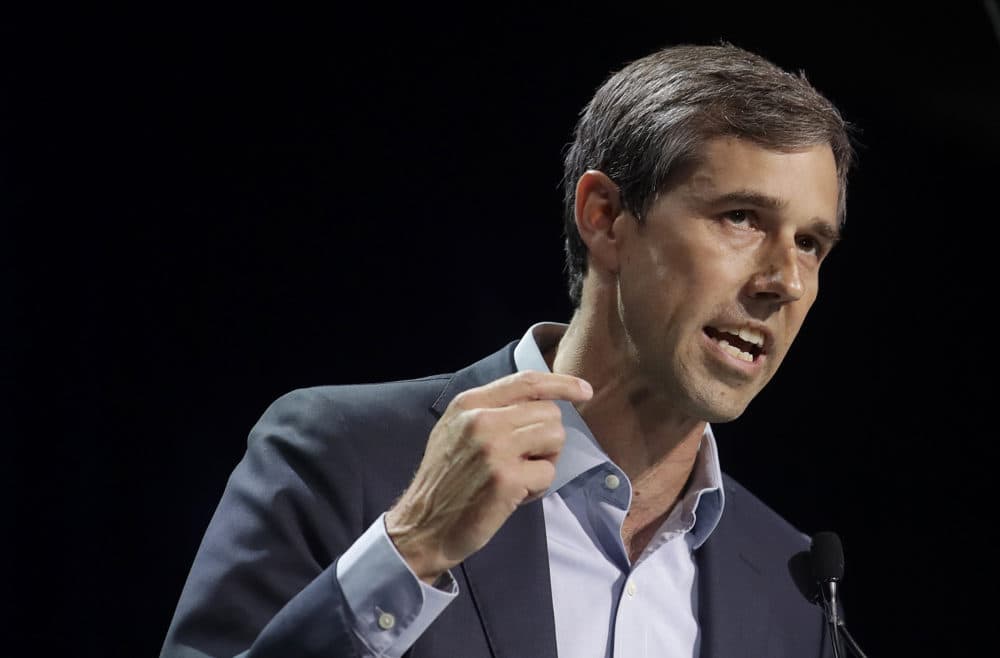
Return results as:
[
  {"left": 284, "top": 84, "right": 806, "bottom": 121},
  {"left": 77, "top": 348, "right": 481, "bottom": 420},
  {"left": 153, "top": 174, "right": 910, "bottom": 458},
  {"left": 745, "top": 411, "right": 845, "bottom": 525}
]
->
[{"left": 579, "top": 379, "right": 593, "bottom": 396}]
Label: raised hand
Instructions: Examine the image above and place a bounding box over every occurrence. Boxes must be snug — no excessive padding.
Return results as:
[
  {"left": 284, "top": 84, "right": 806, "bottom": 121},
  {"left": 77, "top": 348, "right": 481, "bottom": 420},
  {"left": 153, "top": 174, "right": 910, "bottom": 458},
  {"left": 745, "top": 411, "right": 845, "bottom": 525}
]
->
[{"left": 385, "top": 371, "right": 592, "bottom": 583}]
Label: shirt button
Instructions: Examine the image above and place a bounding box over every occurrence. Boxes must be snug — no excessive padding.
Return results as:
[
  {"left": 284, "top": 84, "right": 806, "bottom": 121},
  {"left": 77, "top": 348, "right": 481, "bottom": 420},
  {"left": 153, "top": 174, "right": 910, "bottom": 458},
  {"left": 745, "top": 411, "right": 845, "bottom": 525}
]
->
[
  {"left": 604, "top": 474, "right": 621, "bottom": 490},
  {"left": 626, "top": 580, "right": 637, "bottom": 598},
  {"left": 377, "top": 612, "right": 396, "bottom": 630}
]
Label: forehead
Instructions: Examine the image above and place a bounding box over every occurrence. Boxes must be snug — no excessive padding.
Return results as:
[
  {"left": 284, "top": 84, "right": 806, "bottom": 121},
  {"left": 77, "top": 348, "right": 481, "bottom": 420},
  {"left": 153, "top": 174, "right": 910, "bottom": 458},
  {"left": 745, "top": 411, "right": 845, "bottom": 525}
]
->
[{"left": 681, "top": 137, "right": 840, "bottom": 221}]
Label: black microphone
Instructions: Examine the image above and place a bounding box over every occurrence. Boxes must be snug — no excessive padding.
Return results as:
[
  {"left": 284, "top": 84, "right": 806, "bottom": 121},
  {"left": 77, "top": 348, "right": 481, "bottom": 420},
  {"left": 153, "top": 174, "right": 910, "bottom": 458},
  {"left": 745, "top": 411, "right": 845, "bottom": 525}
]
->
[
  {"left": 809, "top": 531, "right": 868, "bottom": 658},
  {"left": 811, "top": 531, "right": 844, "bottom": 623}
]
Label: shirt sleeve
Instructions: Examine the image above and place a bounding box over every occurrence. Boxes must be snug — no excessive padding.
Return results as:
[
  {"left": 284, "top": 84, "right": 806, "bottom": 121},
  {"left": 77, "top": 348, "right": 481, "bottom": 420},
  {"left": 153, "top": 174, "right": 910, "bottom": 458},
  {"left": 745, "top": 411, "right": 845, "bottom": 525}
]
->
[{"left": 336, "top": 512, "right": 458, "bottom": 657}]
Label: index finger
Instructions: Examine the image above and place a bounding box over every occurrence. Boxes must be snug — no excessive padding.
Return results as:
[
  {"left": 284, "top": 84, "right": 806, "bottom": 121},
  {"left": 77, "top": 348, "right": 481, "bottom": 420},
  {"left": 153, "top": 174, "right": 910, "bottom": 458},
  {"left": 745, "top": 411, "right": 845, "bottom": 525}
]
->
[{"left": 456, "top": 370, "right": 593, "bottom": 410}]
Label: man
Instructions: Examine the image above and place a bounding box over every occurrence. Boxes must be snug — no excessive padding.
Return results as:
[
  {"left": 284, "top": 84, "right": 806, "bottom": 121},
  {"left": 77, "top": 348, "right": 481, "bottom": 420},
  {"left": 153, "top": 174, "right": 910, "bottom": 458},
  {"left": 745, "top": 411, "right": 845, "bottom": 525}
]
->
[{"left": 162, "top": 42, "right": 854, "bottom": 657}]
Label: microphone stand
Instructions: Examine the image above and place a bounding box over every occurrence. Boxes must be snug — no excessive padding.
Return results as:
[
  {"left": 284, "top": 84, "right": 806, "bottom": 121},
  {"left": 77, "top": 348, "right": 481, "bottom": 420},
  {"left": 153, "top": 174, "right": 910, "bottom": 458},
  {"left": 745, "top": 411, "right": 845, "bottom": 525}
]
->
[
  {"left": 819, "top": 580, "right": 846, "bottom": 658},
  {"left": 839, "top": 625, "right": 868, "bottom": 658},
  {"left": 819, "top": 581, "right": 868, "bottom": 658}
]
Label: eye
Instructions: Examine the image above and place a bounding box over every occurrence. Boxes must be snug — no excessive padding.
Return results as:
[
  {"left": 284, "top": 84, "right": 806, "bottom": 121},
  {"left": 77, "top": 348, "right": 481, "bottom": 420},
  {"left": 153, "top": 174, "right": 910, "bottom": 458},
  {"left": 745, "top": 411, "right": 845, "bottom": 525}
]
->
[
  {"left": 722, "top": 209, "right": 755, "bottom": 227},
  {"left": 796, "top": 234, "right": 821, "bottom": 256}
]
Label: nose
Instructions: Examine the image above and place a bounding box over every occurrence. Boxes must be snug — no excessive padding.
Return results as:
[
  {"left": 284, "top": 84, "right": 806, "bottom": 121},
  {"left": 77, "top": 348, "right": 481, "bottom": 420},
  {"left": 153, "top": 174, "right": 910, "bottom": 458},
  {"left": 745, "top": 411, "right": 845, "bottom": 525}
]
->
[{"left": 745, "top": 242, "right": 804, "bottom": 304}]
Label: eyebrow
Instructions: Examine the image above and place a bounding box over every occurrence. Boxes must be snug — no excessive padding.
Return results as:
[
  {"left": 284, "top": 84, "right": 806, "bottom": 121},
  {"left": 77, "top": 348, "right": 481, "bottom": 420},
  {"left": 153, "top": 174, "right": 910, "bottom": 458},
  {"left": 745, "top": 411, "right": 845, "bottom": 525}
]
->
[{"left": 697, "top": 188, "right": 842, "bottom": 244}]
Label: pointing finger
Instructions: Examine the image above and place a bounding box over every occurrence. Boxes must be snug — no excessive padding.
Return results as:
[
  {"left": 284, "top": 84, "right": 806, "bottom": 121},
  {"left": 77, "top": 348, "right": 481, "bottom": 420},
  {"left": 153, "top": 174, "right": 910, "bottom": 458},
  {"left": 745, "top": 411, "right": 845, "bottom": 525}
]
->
[{"left": 453, "top": 371, "right": 592, "bottom": 411}]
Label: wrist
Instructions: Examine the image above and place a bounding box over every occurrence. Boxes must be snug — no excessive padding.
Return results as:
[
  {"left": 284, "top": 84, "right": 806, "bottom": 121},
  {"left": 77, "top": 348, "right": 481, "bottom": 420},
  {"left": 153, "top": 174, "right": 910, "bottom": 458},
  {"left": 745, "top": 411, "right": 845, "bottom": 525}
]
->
[{"left": 384, "top": 509, "right": 448, "bottom": 585}]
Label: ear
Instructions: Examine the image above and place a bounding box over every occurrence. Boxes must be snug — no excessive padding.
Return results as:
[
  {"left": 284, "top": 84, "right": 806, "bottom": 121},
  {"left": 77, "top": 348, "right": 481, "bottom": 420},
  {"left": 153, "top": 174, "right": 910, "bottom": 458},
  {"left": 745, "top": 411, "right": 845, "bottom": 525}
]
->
[{"left": 574, "top": 170, "right": 625, "bottom": 273}]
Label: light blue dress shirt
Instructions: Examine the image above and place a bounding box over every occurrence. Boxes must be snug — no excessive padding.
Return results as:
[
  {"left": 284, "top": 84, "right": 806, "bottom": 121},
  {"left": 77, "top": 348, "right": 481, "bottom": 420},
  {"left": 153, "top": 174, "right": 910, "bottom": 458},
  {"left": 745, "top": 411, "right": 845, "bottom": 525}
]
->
[
  {"left": 519, "top": 322, "right": 725, "bottom": 658},
  {"left": 336, "top": 323, "right": 725, "bottom": 657}
]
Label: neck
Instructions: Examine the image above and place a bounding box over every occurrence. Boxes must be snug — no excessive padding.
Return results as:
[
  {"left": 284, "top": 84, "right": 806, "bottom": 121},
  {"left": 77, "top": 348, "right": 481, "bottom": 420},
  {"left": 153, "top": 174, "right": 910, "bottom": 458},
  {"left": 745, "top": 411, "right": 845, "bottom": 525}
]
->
[{"left": 548, "top": 299, "right": 706, "bottom": 518}]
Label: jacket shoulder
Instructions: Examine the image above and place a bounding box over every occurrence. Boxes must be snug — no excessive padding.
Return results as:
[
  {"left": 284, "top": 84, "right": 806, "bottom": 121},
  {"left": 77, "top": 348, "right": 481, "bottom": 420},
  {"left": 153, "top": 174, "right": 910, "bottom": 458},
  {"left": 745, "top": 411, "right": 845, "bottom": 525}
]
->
[
  {"left": 257, "top": 374, "right": 453, "bottom": 441},
  {"left": 247, "top": 376, "right": 455, "bottom": 508},
  {"left": 721, "top": 473, "right": 812, "bottom": 552}
]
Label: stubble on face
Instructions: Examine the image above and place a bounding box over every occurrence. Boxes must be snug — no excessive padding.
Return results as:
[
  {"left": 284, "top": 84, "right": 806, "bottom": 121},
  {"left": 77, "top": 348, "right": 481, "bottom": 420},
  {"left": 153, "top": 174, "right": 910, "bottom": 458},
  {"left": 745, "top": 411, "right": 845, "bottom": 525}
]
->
[{"left": 612, "top": 137, "right": 840, "bottom": 425}]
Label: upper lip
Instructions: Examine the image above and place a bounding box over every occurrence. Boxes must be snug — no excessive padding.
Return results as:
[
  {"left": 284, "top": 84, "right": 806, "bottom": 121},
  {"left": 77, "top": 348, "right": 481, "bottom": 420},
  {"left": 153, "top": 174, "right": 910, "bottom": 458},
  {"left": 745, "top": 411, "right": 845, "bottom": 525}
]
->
[{"left": 705, "top": 321, "right": 774, "bottom": 355}]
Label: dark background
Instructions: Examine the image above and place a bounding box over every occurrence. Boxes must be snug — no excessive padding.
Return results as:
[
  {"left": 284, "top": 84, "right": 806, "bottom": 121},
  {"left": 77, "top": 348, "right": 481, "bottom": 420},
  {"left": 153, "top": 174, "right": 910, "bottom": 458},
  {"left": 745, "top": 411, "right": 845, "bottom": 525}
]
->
[{"left": 4, "top": 4, "right": 997, "bottom": 656}]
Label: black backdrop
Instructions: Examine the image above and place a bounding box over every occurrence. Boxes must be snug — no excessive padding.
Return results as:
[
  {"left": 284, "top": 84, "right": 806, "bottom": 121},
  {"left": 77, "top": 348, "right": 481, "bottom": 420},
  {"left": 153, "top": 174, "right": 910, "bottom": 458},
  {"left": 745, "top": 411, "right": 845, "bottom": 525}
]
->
[{"left": 5, "top": 4, "right": 997, "bottom": 656}]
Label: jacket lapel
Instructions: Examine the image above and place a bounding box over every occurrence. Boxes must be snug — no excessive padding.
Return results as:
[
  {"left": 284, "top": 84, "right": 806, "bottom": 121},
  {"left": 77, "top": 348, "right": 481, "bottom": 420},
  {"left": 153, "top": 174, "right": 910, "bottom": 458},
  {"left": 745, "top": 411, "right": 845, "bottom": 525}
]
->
[
  {"left": 461, "top": 502, "right": 558, "bottom": 658},
  {"left": 430, "top": 342, "right": 559, "bottom": 658},
  {"left": 697, "top": 481, "right": 770, "bottom": 658}
]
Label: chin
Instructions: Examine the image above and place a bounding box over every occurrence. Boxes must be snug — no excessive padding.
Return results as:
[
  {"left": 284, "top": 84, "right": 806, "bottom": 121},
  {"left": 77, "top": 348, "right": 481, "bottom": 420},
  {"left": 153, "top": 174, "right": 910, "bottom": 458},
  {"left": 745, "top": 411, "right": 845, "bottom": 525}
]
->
[
  {"left": 701, "top": 406, "right": 747, "bottom": 424},
  {"left": 689, "top": 388, "right": 754, "bottom": 423}
]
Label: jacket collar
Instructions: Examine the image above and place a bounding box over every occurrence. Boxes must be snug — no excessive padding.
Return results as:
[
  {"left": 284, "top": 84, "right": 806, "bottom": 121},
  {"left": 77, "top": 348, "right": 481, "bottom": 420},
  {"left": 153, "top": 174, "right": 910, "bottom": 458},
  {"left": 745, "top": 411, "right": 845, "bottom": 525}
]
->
[{"left": 430, "top": 341, "right": 518, "bottom": 417}]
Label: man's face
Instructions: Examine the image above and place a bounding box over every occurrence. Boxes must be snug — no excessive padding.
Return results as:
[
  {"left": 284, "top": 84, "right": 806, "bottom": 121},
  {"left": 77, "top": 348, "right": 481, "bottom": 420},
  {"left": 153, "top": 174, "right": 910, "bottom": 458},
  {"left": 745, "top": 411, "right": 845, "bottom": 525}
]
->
[{"left": 612, "top": 136, "right": 840, "bottom": 422}]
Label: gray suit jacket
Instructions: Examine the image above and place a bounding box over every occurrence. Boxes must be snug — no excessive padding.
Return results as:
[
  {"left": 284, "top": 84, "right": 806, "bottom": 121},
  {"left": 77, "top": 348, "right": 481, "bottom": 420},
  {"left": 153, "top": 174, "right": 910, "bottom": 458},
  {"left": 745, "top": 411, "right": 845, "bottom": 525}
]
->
[{"left": 161, "top": 342, "right": 833, "bottom": 657}]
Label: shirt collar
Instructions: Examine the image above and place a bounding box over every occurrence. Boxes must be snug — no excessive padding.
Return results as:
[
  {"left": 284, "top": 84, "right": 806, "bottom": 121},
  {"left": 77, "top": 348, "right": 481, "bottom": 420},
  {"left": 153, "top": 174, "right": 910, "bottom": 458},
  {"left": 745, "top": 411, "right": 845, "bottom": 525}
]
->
[
  {"left": 684, "top": 423, "right": 724, "bottom": 549},
  {"left": 513, "top": 321, "right": 725, "bottom": 549}
]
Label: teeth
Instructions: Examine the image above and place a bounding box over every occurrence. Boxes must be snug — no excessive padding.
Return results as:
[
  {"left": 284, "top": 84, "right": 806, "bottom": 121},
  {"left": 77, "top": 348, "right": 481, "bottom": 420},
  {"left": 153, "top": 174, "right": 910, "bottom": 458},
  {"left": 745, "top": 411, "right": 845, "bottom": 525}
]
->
[
  {"left": 737, "top": 327, "right": 765, "bottom": 347},
  {"left": 710, "top": 325, "right": 764, "bottom": 362},
  {"left": 720, "top": 341, "right": 754, "bottom": 362},
  {"left": 715, "top": 325, "right": 765, "bottom": 347}
]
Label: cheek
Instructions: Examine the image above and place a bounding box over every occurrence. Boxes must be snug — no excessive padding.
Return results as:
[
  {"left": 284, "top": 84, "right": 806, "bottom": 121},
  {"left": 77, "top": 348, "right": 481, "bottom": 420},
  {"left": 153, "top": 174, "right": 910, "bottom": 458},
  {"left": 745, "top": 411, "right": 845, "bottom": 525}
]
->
[
  {"left": 642, "top": 242, "right": 673, "bottom": 284},
  {"left": 688, "top": 258, "right": 749, "bottom": 299}
]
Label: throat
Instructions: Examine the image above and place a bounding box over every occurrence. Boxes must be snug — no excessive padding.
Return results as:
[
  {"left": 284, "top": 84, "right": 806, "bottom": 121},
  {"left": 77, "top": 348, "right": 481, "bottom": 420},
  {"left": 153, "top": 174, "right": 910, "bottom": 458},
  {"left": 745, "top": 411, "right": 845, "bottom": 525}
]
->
[
  {"left": 622, "top": 504, "right": 677, "bottom": 564},
  {"left": 620, "top": 457, "right": 700, "bottom": 562}
]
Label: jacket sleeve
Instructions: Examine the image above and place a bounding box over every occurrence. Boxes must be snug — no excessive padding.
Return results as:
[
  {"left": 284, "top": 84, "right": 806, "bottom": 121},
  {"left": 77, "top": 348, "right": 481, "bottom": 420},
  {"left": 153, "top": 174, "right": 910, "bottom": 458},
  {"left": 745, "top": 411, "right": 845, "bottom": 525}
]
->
[{"left": 159, "top": 387, "right": 453, "bottom": 657}]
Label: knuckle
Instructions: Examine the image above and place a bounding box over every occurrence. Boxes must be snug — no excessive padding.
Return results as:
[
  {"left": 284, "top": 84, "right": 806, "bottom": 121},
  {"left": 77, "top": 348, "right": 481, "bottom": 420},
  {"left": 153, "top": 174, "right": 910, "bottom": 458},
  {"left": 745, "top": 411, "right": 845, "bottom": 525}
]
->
[
  {"left": 487, "top": 467, "right": 509, "bottom": 492},
  {"left": 542, "top": 400, "right": 562, "bottom": 420},
  {"left": 462, "top": 413, "right": 497, "bottom": 460},
  {"left": 518, "top": 370, "right": 541, "bottom": 385},
  {"left": 477, "top": 432, "right": 495, "bottom": 458},
  {"left": 517, "top": 370, "right": 542, "bottom": 392},
  {"left": 544, "top": 424, "right": 566, "bottom": 448},
  {"left": 450, "top": 391, "right": 472, "bottom": 412},
  {"left": 462, "top": 408, "right": 488, "bottom": 434}
]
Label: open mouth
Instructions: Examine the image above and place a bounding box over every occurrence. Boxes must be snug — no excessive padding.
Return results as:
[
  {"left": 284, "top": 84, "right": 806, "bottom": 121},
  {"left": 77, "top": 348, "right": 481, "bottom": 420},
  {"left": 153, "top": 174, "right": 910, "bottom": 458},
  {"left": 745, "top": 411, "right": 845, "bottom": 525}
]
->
[{"left": 704, "top": 326, "right": 766, "bottom": 363}]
